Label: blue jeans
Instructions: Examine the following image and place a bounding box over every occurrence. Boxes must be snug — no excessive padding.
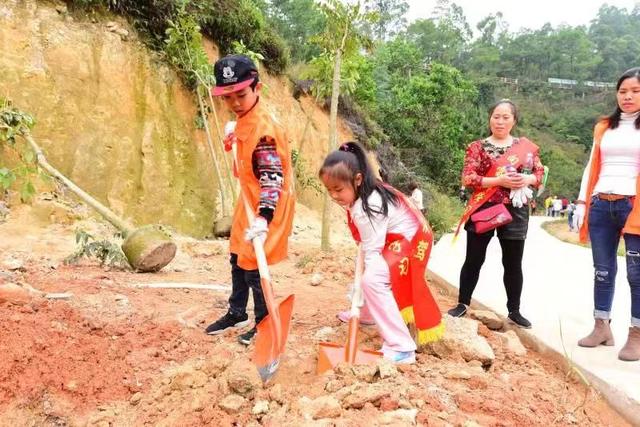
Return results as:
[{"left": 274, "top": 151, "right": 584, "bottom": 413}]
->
[{"left": 588, "top": 196, "right": 640, "bottom": 327}]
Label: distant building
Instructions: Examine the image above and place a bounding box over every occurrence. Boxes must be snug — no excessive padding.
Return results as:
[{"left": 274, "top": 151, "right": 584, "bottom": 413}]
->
[{"left": 547, "top": 77, "right": 615, "bottom": 90}]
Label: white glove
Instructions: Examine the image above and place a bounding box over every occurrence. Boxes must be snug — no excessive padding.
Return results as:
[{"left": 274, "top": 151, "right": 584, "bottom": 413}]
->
[
  {"left": 574, "top": 203, "right": 586, "bottom": 229},
  {"left": 224, "top": 121, "right": 237, "bottom": 137},
  {"left": 509, "top": 186, "right": 533, "bottom": 208},
  {"left": 244, "top": 216, "right": 268, "bottom": 243}
]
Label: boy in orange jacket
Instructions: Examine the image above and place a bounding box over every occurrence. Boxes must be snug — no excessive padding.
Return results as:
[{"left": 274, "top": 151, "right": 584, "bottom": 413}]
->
[{"left": 205, "top": 54, "right": 295, "bottom": 345}]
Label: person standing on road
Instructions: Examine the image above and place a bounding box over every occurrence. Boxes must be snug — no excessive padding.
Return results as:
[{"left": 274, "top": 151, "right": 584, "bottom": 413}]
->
[
  {"left": 544, "top": 195, "right": 553, "bottom": 216},
  {"left": 567, "top": 200, "right": 576, "bottom": 231},
  {"left": 408, "top": 181, "right": 425, "bottom": 215},
  {"left": 448, "top": 100, "right": 544, "bottom": 328},
  {"left": 575, "top": 67, "right": 640, "bottom": 362}
]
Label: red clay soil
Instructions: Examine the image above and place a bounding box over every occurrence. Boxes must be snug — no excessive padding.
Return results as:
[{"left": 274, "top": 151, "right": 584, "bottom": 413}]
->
[{"left": 0, "top": 207, "right": 633, "bottom": 426}]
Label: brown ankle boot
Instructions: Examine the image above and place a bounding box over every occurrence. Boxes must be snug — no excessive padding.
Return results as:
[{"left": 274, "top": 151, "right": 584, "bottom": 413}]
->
[
  {"left": 578, "top": 318, "right": 614, "bottom": 347},
  {"left": 618, "top": 327, "right": 640, "bottom": 361}
]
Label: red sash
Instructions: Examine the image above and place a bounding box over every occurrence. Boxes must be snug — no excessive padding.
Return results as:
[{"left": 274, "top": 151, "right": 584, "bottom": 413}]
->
[
  {"left": 347, "top": 186, "right": 444, "bottom": 345},
  {"left": 454, "top": 137, "right": 538, "bottom": 238}
]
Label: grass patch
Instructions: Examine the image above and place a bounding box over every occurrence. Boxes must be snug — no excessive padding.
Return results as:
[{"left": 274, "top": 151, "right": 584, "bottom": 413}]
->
[{"left": 541, "top": 218, "right": 625, "bottom": 257}]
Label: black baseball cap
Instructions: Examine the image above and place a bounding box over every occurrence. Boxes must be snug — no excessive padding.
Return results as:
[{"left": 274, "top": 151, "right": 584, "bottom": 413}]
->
[{"left": 212, "top": 54, "right": 259, "bottom": 96}]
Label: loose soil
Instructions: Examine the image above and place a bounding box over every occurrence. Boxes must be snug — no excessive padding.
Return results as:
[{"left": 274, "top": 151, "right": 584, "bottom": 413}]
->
[{"left": 0, "top": 203, "right": 631, "bottom": 426}]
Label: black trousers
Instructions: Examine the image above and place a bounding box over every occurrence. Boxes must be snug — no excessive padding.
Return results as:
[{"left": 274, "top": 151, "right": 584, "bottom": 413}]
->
[
  {"left": 458, "top": 232, "right": 525, "bottom": 312},
  {"left": 228, "top": 253, "right": 267, "bottom": 324}
]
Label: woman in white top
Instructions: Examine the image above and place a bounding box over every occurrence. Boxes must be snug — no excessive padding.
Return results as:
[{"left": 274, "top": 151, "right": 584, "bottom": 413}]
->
[
  {"left": 575, "top": 67, "right": 640, "bottom": 361},
  {"left": 408, "top": 181, "right": 425, "bottom": 213}
]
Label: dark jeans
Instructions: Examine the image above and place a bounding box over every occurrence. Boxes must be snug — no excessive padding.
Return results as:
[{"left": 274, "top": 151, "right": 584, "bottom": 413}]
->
[
  {"left": 228, "top": 253, "right": 267, "bottom": 324},
  {"left": 588, "top": 197, "right": 640, "bottom": 326},
  {"left": 458, "top": 231, "right": 526, "bottom": 312}
]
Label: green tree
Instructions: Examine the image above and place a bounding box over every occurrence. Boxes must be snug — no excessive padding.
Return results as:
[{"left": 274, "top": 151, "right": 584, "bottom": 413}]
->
[
  {"left": 309, "top": 0, "right": 377, "bottom": 251},
  {"left": 363, "top": 0, "right": 409, "bottom": 40},
  {"left": 260, "top": 0, "right": 326, "bottom": 62},
  {"left": 406, "top": 1, "right": 471, "bottom": 67}
]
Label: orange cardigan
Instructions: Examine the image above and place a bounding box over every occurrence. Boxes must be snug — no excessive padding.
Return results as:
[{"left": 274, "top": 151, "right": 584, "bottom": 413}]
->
[{"left": 579, "top": 120, "right": 640, "bottom": 242}]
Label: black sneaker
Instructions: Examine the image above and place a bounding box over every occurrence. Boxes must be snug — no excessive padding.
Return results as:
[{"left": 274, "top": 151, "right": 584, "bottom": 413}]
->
[
  {"left": 508, "top": 311, "right": 532, "bottom": 329},
  {"left": 447, "top": 303, "right": 468, "bottom": 318},
  {"left": 205, "top": 312, "right": 250, "bottom": 335},
  {"left": 238, "top": 327, "right": 257, "bottom": 345}
]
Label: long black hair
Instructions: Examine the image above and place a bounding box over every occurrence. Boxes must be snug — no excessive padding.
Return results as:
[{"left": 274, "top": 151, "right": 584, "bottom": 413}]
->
[
  {"left": 319, "top": 141, "right": 398, "bottom": 219},
  {"left": 607, "top": 67, "right": 640, "bottom": 130}
]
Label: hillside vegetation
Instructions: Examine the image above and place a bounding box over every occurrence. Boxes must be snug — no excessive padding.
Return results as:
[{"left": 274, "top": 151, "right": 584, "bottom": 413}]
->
[{"left": 59, "top": 0, "right": 640, "bottom": 231}]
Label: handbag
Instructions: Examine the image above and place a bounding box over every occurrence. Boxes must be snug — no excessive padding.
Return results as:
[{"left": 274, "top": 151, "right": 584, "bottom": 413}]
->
[{"left": 470, "top": 203, "right": 513, "bottom": 233}]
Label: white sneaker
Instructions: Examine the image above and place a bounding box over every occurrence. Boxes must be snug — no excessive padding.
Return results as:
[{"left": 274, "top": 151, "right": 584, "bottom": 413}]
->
[{"left": 383, "top": 349, "right": 416, "bottom": 364}]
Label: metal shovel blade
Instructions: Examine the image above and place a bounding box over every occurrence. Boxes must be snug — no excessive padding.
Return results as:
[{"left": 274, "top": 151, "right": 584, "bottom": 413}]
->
[
  {"left": 316, "top": 315, "right": 383, "bottom": 374},
  {"left": 317, "top": 343, "right": 383, "bottom": 374},
  {"left": 253, "top": 293, "right": 295, "bottom": 382}
]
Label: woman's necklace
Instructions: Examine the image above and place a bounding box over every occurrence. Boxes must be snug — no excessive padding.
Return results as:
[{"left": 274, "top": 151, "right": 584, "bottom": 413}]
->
[{"left": 486, "top": 135, "right": 513, "bottom": 147}]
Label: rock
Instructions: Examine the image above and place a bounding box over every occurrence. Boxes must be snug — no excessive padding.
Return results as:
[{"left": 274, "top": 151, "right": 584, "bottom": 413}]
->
[
  {"left": 203, "top": 357, "right": 230, "bottom": 377},
  {"left": 190, "top": 397, "right": 205, "bottom": 412},
  {"left": 376, "top": 359, "right": 398, "bottom": 379},
  {"left": 310, "top": 396, "right": 342, "bottom": 419},
  {"left": 55, "top": 4, "right": 67, "bottom": 14},
  {"left": 351, "top": 364, "right": 378, "bottom": 383},
  {"left": 380, "top": 409, "right": 418, "bottom": 425},
  {"left": 324, "top": 379, "right": 344, "bottom": 393},
  {"left": 224, "top": 360, "right": 262, "bottom": 397},
  {"left": 463, "top": 420, "right": 482, "bottom": 427},
  {"left": 114, "top": 28, "right": 129, "bottom": 40},
  {"left": 0, "top": 283, "right": 32, "bottom": 304},
  {"left": 379, "top": 397, "right": 400, "bottom": 411},
  {"left": 218, "top": 394, "right": 245, "bottom": 414},
  {"left": 444, "top": 369, "right": 472, "bottom": 380},
  {"left": 469, "top": 310, "right": 504, "bottom": 330},
  {"left": 498, "top": 330, "right": 527, "bottom": 356},
  {"left": 310, "top": 273, "right": 323, "bottom": 286},
  {"left": 2, "top": 258, "right": 25, "bottom": 271},
  {"left": 252, "top": 400, "right": 269, "bottom": 415},
  {"left": 213, "top": 216, "right": 233, "bottom": 238},
  {"left": 269, "top": 383, "right": 285, "bottom": 404},
  {"left": 314, "top": 326, "right": 335, "bottom": 342},
  {"left": 424, "top": 316, "right": 495, "bottom": 367},
  {"left": 299, "top": 396, "right": 342, "bottom": 420},
  {"left": 64, "top": 380, "right": 78, "bottom": 392},
  {"left": 342, "top": 385, "right": 390, "bottom": 409},
  {"left": 130, "top": 392, "right": 142, "bottom": 405}
]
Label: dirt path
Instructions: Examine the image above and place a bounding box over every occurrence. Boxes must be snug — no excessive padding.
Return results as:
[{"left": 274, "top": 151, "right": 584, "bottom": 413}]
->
[{"left": 0, "top": 203, "right": 631, "bottom": 426}]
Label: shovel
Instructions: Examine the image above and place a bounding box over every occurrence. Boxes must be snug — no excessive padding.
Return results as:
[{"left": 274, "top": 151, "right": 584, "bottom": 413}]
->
[
  {"left": 317, "top": 246, "right": 382, "bottom": 374},
  {"left": 227, "top": 122, "right": 295, "bottom": 383}
]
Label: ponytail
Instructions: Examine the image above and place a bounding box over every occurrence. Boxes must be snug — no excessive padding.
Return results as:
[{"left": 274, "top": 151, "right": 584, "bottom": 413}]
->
[{"left": 319, "top": 141, "right": 398, "bottom": 219}]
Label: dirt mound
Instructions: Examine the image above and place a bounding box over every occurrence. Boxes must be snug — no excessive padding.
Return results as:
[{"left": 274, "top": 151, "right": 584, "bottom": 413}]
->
[{"left": 0, "top": 207, "right": 631, "bottom": 426}]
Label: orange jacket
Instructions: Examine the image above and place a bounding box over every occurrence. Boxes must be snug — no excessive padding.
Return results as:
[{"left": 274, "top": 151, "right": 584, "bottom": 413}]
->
[
  {"left": 230, "top": 101, "right": 296, "bottom": 270},
  {"left": 579, "top": 120, "right": 640, "bottom": 242}
]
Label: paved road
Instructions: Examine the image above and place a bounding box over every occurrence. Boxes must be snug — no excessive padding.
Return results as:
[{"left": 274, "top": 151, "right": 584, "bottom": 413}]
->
[{"left": 430, "top": 216, "right": 640, "bottom": 422}]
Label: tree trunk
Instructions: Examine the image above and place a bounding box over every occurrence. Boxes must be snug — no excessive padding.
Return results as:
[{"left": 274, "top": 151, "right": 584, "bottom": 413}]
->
[
  {"left": 320, "top": 47, "right": 343, "bottom": 251},
  {"left": 23, "top": 131, "right": 176, "bottom": 272},
  {"left": 23, "top": 132, "right": 131, "bottom": 234}
]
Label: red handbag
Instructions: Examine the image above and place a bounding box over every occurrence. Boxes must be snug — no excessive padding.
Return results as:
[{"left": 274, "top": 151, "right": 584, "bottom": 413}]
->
[{"left": 470, "top": 204, "right": 513, "bottom": 233}]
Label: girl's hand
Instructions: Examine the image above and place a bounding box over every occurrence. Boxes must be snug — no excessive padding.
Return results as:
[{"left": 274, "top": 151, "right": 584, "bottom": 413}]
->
[{"left": 498, "top": 173, "right": 526, "bottom": 189}]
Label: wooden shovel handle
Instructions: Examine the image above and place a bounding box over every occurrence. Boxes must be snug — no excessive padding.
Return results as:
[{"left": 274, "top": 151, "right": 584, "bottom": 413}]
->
[{"left": 230, "top": 140, "right": 281, "bottom": 351}]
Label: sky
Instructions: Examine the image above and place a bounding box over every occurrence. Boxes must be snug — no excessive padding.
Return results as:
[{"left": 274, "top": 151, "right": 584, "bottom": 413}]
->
[{"left": 406, "top": 0, "right": 639, "bottom": 34}]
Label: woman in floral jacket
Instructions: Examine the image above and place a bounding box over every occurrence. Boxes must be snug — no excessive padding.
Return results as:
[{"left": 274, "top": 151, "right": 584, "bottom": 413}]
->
[{"left": 448, "top": 100, "right": 544, "bottom": 328}]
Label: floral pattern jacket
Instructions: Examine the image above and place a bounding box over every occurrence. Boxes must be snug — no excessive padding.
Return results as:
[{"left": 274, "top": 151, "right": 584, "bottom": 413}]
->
[{"left": 461, "top": 138, "right": 544, "bottom": 205}]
